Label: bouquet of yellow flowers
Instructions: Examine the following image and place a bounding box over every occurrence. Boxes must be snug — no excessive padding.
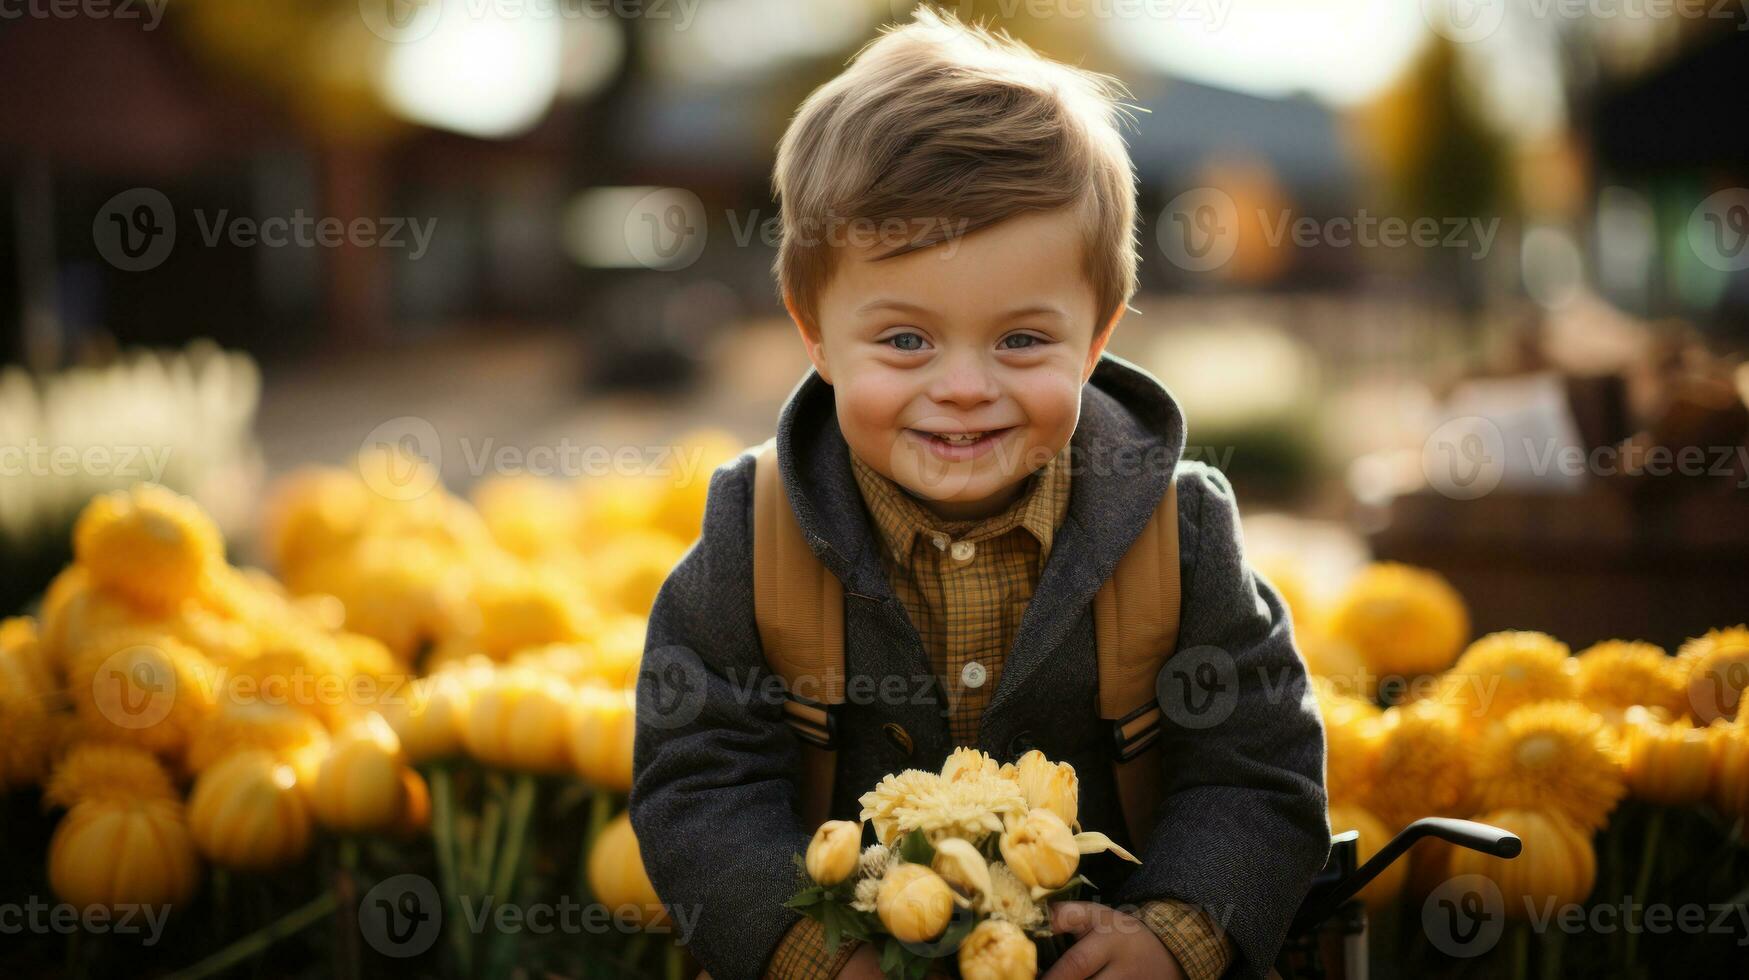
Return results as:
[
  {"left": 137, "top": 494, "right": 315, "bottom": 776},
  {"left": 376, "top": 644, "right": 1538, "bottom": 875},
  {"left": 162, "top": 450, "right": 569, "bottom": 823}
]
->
[{"left": 784, "top": 747, "right": 1139, "bottom": 980}]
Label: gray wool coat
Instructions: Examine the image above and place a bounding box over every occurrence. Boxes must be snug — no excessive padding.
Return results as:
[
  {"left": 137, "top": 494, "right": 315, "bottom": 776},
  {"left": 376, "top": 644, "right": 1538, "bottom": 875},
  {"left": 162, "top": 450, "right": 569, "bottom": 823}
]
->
[{"left": 630, "top": 353, "right": 1330, "bottom": 980}]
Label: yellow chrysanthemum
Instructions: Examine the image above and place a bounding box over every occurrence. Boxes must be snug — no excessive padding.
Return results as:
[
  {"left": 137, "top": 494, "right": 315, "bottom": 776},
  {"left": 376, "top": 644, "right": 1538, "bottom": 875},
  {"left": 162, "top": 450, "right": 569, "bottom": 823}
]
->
[
  {"left": 73, "top": 483, "right": 224, "bottom": 611},
  {"left": 650, "top": 430, "right": 745, "bottom": 544},
  {"left": 224, "top": 630, "right": 361, "bottom": 730},
  {"left": 1317, "top": 689, "right": 1386, "bottom": 806},
  {"left": 859, "top": 768, "right": 1026, "bottom": 846},
  {"left": 258, "top": 466, "right": 373, "bottom": 575},
  {"left": 288, "top": 537, "right": 466, "bottom": 659},
  {"left": 1573, "top": 640, "right": 1685, "bottom": 721},
  {"left": 44, "top": 742, "right": 179, "bottom": 808},
  {"left": 1469, "top": 701, "right": 1624, "bottom": 831},
  {"left": 472, "top": 475, "right": 585, "bottom": 560},
  {"left": 1368, "top": 701, "right": 1471, "bottom": 828},
  {"left": 982, "top": 861, "right": 1047, "bottom": 935},
  {"left": 1, "top": 617, "right": 55, "bottom": 698},
  {"left": 68, "top": 631, "right": 220, "bottom": 761},
  {"left": 1677, "top": 625, "right": 1749, "bottom": 723},
  {"left": 582, "top": 529, "right": 691, "bottom": 618},
  {"left": 38, "top": 567, "right": 154, "bottom": 671},
  {"left": 1325, "top": 563, "right": 1469, "bottom": 678},
  {"left": 461, "top": 568, "right": 598, "bottom": 660},
  {"left": 1436, "top": 631, "right": 1577, "bottom": 729},
  {"left": 1619, "top": 706, "right": 1713, "bottom": 805},
  {"left": 185, "top": 702, "right": 332, "bottom": 774},
  {"left": 0, "top": 638, "right": 64, "bottom": 791}
]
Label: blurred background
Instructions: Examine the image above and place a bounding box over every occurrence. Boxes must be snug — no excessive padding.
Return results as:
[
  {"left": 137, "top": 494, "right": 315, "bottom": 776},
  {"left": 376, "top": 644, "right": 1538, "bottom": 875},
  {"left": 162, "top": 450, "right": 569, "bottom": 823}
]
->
[{"left": 2, "top": 0, "right": 1747, "bottom": 643}]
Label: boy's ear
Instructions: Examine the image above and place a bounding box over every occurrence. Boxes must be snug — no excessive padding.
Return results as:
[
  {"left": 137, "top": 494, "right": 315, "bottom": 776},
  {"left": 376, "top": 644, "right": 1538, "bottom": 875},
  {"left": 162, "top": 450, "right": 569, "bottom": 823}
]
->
[
  {"left": 785, "top": 289, "right": 832, "bottom": 384},
  {"left": 1082, "top": 307, "right": 1123, "bottom": 383}
]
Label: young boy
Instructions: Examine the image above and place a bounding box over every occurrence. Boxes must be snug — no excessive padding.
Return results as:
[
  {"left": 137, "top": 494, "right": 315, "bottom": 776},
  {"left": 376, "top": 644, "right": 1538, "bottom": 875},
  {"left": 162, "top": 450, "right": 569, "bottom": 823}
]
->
[{"left": 630, "top": 8, "right": 1328, "bottom": 979}]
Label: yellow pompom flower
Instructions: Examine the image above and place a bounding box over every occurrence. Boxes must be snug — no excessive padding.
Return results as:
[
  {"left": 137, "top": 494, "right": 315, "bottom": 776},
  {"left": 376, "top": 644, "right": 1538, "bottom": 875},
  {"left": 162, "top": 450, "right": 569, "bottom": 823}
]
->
[
  {"left": 1325, "top": 563, "right": 1468, "bottom": 678},
  {"left": 44, "top": 742, "right": 180, "bottom": 808},
  {"left": 258, "top": 466, "right": 373, "bottom": 576},
  {"left": 378, "top": 673, "right": 466, "bottom": 763},
  {"left": 1619, "top": 706, "right": 1712, "bottom": 805},
  {"left": 285, "top": 537, "right": 466, "bottom": 660},
  {"left": 185, "top": 702, "right": 332, "bottom": 776},
  {"left": 226, "top": 629, "right": 361, "bottom": 731},
  {"left": 1447, "top": 809, "right": 1595, "bottom": 916},
  {"left": 1317, "top": 688, "right": 1386, "bottom": 807},
  {"left": 49, "top": 797, "right": 200, "bottom": 912},
  {"left": 1469, "top": 702, "right": 1624, "bottom": 831},
  {"left": 1574, "top": 640, "right": 1685, "bottom": 721},
  {"left": 1710, "top": 721, "right": 1749, "bottom": 819},
  {"left": 1677, "top": 625, "right": 1749, "bottom": 724},
  {"left": 652, "top": 429, "right": 745, "bottom": 543},
  {"left": 1369, "top": 701, "right": 1471, "bottom": 828},
  {"left": 73, "top": 484, "right": 224, "bottom": 611},
  {"left": 583, "top": 530, "right": 690, "bottom": 619},
  {"left": 472, "top": 475, "right": 584, "bottom": 560},
  {"left": 462, "top": 568, "right": 598, "bottom": 661},
  {"left": 69, "top": 631, "right": 220, "bottom": 761},
  {"left": 567, "top": 683, "right": 635, "bottom": 791},
  {"left": 459, "top": 666, "right": 575, "bottom": 772},
  {"left": 1437, "top": 631, "right": 1577, "bottom": 729}
]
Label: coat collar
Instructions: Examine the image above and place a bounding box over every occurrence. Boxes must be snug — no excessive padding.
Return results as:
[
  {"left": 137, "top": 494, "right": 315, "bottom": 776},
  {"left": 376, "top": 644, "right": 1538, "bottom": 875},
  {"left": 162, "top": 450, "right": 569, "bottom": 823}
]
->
[{"left": 771, "top": 352, "right": 1188, "bottom": 725}]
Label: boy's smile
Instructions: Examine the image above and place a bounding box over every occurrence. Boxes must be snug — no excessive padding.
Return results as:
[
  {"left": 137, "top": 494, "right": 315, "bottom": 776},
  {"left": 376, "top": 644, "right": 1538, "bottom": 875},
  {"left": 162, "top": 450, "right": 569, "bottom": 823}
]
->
[{"left": 790, "top": 205, "right": 1119, "bottom": 522}]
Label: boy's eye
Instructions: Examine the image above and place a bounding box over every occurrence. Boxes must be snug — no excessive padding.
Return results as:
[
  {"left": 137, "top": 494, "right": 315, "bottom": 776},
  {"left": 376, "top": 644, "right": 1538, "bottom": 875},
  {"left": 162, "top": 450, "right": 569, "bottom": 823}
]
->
[
  {"left": 1000, "top": 333, "right": 1042, "bottom": 350},
  {"left": 886, "top": 332, "right": 926, "bottom": 352}
]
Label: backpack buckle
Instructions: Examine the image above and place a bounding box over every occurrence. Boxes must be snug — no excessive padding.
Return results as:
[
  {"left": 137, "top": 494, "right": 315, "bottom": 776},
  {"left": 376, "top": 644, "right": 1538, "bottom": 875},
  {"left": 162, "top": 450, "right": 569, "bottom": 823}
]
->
[
  {"left": 1110, "top": 699, "right": 1162, "bottom": 762},
  {"left": 782, "top": 692, "right": 839, "bottom": 750}
]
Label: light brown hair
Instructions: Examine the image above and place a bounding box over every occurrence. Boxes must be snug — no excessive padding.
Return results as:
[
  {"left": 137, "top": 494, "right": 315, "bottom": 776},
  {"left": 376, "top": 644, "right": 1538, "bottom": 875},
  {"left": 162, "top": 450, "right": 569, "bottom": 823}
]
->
[{"left": 771, "top": 5, "right": 1140, "bottom": 337}]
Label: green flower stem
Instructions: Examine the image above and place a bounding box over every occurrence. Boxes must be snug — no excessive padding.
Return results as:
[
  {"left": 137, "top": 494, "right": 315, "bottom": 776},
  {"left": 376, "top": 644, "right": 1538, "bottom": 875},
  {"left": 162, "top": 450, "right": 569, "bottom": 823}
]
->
[
  {"left": 1509, "top": 922, "right": 1529, "bottom": 980},
  {"left": 429, "top": 764, "right": 473, "bottom": 977},
  {"left": 163, "top": 890, "right": 338, "bottom": 980},
  {"left": 473, "top": 795, "right": 504, "bottom": 899},
  {"left": 665, "top": 942, "right": 686, "bottom": 980},
  {"left": 579, "top": 790, "right": 616, "bottom": 899},
  {"left": 1623, "top": 807, "right": 1664, "bottom": 967},
  {"left": 335, "top": 837, "right": 362, "bottom": 980},
  {"left": 489, "top": 772, "right": 538, "bottom": 906}
]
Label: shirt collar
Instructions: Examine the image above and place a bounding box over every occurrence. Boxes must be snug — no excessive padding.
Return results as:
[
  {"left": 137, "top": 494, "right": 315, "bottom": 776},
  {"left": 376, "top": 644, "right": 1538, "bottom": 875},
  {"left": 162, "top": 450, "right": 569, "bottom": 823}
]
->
[{"left": 848, "top": 447, "right": 1071, "bottom": 567}]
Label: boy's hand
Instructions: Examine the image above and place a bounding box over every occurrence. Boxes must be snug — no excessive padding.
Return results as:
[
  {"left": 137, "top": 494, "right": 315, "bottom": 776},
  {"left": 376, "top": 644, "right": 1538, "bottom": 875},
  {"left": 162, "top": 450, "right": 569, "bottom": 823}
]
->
[
  {"left": 1041, "top": 901, "right": 1186, "bottom": 980},
  {"left": 837, "top": 944, "right": 885, "bottom": 980}
]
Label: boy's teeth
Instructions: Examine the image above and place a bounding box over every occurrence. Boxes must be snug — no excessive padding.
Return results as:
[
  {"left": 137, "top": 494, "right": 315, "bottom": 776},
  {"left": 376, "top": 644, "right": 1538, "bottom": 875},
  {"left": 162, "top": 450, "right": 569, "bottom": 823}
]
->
[{"left": 937, "top": 432, "right": 985, "bottom": 444}]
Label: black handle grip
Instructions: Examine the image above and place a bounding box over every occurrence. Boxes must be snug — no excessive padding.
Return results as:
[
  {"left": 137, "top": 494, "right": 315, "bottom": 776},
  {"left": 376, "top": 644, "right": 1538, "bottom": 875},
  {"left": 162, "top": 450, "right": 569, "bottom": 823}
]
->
[{"left": 1290, "top": 817, "right": 1521, "bottom": 932}]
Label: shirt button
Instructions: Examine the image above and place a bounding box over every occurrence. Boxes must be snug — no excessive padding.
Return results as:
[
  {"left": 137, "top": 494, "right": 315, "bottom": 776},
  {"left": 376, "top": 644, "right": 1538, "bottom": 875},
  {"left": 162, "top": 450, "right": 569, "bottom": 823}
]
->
[
  {"left": 931, "top": 533, "right": 949, "bottom": 551},
  {"left": 950, "top": 540, "right": 976, "bottom": 562},
  {"left": 960, "top": 661, "right": 987, "bottom": 688}
]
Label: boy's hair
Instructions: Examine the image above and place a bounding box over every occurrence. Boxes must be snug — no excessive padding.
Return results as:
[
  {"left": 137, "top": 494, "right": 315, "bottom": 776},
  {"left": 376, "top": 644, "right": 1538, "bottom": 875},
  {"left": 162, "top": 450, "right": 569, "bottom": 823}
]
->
[{"left": 771, "top": 5, "right": 1139, "bottom": 337}]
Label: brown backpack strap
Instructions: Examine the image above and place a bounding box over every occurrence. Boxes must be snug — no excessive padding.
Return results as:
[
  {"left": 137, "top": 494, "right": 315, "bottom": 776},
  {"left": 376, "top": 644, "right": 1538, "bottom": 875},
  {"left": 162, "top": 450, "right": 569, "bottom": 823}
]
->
[
  {"left": 750, "top": 438, "right": 844, "bottom": 828},
  {"left": 1095, "top": 476, "right": 1181, "bottom": 850}
]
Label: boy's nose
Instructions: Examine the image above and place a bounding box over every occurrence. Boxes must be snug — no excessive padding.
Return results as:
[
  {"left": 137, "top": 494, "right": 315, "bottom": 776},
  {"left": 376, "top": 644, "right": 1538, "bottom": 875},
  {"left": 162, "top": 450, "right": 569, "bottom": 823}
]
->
[{"left": 926, "top": 352, "right": 998, "bottom": 408}]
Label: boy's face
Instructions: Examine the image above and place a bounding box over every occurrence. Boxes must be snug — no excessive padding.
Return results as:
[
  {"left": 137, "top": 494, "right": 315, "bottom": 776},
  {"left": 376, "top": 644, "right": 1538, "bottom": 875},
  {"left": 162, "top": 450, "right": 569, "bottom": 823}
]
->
[{"left": 791, "top": 206, "right": 1116, "bottom": 522}]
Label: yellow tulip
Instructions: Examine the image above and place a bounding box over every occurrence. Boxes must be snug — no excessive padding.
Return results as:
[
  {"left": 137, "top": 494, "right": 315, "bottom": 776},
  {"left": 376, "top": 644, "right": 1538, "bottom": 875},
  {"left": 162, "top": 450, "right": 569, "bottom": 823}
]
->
[
  {"left": 804, "top": 820, "right": 862, "bottom": 886},
  {"left": 310, "top": 714, "right": 405, "bottom": 832},
  {"left": 941, "top": 747, "right": 1001, "bottom": 783},
  {"left": 1010, "top": 750, "right": 1079, "bottom": 829},
  {"left": 1711, "top": 722, "right": 1749, "bottom": 818},
  {"left": 930, "top": 836, "right": 993, "bottom": 902},
  {"left": 1620, "top": 707, "right": 1712, "bottom": 805},
  {"left": 958, "top": 918, "right": 1037, "bottom": 980},
  {"left": 999, "top": 809, "right": 1079, "bottom": 892},
  {"left": 876, "top": 863, "right": 954, "bottom": 943},
  {"left": 587, "top": 811, "right": 670, "bottom": 928},
  {"left": 49, "top": 798, "right": 200, "bottom": 911},
  {"left": 379, "top": 673, "right": 466, "bottom": 762},
  {"left": 461, "top": 667, "right": 574, "bottom": 772},
  {"left": 568, "top": 684, "right": 636, "bottom": 791},
  {"left": 188, "top": 750, "right": 313, "bottom": 870}
]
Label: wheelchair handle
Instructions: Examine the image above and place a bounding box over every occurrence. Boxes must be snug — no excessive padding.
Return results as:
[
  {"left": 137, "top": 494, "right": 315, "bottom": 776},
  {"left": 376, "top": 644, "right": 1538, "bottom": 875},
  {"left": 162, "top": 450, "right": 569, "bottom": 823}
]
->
[{"left": 1290, "top": 817, "right": 1521, "bottom": 933}]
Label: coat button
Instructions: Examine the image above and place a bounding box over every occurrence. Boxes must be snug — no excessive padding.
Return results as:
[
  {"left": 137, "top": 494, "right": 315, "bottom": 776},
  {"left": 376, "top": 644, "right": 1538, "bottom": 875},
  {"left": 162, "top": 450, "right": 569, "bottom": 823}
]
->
[
  {"left": 960, "top": 661, "right": 987, "bottom": 689},
  {"left": 882, "top": 722, "right": 914, "bottom": 757},
  {"left": 1008, "top": 730, "right": 1035, "bottom": 758}
]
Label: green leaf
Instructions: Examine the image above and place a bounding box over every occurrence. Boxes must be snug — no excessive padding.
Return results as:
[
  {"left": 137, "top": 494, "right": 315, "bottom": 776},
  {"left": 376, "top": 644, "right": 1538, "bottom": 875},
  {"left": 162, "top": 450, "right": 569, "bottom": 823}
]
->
[{"left": 897, "top": 830, "right": 936, "bottom": 866}]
